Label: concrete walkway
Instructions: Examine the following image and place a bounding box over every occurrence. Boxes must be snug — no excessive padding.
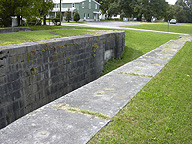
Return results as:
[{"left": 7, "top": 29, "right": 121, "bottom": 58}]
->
[{"left": 0, "top": 32, "right": 191, "bottom": 143}]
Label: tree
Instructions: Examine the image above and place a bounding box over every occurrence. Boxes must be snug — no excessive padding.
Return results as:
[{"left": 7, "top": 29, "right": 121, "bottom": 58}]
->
[
  {"left": 65, "top": 9, "right": 72, "bottom": 22},
  {"left": 175, "top": 0, "right": 192, "bottom": 23},
  {"left": 174, "top": 5, "right": 187, "bottom": 22},
  {"left": 73, "top": 11, "right": 80, "bottom": 22},
  {"left": 0, "top": 0, "right": 14, "bottom": 26},
  {"left": 129, "top": 0, "right": 168, "bottom": 22},
  {"left": 96, "top": 0, "right": 119, "bottom": 16},
  {"left": 0, "top": 0, "right": 54, "bottom": 27},
  {"left": 34, "top": 0, "right": 54, "bottom": 25},
  {"left": 14, "top": 0, "right": 40, "bottom": 26},
  {"left": 120, "top": 0, "right": 133, "bottom": 18},
  {"left": 130, "top": 0, "right": 143, "bottom": 21},
  {"left": 108, "top": 2, "right": 120, "bottom": 17},
  {"left": 166, "top": 5, "right": 176, "bottom": 21}
]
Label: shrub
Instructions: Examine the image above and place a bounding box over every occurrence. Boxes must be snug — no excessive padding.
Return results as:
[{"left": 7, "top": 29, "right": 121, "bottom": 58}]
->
[
  {"left": 73, "top": 11, "right": 80, "bottom": 22},
  {"left": 65, "top": 9, "right": 72, "bottom": 22},
  {"left": 27, "top": 18, "right": 41, "bottom": 26}
]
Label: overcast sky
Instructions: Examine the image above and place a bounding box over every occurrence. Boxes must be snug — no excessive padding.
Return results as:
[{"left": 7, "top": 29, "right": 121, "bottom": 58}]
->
[{"left": 166, "top": 0, "right": 177, "bottom": 5}]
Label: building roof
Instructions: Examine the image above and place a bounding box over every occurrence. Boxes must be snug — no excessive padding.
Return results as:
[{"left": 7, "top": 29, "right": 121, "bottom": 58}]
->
[
  {"left": 53, "top": 0, "right": 100, "bottom": 5},
  {"left": 53, "top": 0, "right": 85, "bottom": 3}
]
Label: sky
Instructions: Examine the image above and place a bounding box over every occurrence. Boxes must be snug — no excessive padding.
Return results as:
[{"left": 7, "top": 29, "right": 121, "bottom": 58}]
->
[{"left": 166, "top": 0, "right": 177, "bottom": 5}]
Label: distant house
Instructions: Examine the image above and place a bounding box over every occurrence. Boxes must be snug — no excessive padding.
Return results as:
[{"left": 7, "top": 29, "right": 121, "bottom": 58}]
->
[{"left": 49, "top": 0, "right": 101, "bottom": 21}]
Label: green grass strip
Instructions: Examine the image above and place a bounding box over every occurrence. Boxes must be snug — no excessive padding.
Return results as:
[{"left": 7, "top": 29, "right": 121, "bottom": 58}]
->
[
  {"left": 0, "top": 29, "right": 92, "bottom": 46},
  {"left": 89, "top": 41, "right": 192, "bottom": 143},
  {"left": 123, "top": 24, "right": 192, "bottom": 35}
]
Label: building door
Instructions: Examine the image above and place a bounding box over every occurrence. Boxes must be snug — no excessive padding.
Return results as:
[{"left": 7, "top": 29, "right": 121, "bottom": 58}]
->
[
  {"left": 84, "top": 13, "right": 86, "bottom": 20},
  {"left": 94, "top": 14, "right": 96, "bottom": 21}
]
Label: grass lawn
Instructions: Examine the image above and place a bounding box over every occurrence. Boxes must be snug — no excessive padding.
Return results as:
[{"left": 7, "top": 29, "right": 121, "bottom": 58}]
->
[
  {"left": 123, "top": 24, "right": 192, "bottom": 35},
  {"left": 89, "top": 40, "right": 192, "bottom": 144},
  {"left": 0, "top": 25, "right": 187, "bottom": 143},
  {"left": 0, "top": 25, "right": 179, "bottom": 74},
  {"left": 0, "top": 29, "right": 92, "bottom": 46},
  {"left": 102, "top": 30, "right": 179, "bottom": 75}
]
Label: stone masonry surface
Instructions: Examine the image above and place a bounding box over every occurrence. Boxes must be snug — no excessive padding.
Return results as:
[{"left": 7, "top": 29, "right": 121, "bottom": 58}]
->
[
  {"left": 0, "top": 31, "right": 125, "bottom": 129},
  {"left": 0, "top": 35, "right": 191, "bottom": 144},
  {"left": 0, "top": 27, "right": 31, "bottom": 33}
]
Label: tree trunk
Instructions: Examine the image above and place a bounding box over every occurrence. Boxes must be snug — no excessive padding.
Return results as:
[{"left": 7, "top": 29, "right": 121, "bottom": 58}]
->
[
  {"left": 43, "top": 15, "right": 46, "bottom": 25},
  {"left": 17, "top": 16, "right": 21, "bottom": 26}
]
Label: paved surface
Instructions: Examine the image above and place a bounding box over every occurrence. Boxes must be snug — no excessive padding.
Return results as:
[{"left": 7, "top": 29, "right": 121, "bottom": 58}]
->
[
  {"left": 0, "top": 33, "right": 191, "bottom": 143},
  {"left": 58, "top": 21, "right": 189, "bottom": 35}
]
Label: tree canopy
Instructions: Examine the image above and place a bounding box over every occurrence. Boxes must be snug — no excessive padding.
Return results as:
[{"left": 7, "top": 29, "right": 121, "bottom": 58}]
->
[
  {"left": 96, "top": 0, "right": 192, "bottom": 23},
  {"left": 96, "top": 0, "right": 169, "bottom": 21},
  {"left": 0, "top": 0, "right": 54, "bottom": 27}
]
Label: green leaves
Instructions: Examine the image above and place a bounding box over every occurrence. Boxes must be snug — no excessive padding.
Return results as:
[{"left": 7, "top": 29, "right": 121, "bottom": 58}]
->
[{"left": 0, "top": 0, "right": 54, "bottom": 27}]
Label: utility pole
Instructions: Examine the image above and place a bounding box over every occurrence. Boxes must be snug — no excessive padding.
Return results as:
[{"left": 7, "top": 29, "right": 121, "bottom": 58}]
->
[
  {"left": 168, "top": 20, "right": 169, "bottom": 32},
  {"left": 60, "top": 0, "right": 62, "bottom": 25}
]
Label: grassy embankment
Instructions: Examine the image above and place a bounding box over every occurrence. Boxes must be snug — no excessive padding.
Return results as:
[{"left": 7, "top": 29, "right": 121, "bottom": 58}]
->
[{"left": 89, "top": 36, "right": 192, "bottom": 144}]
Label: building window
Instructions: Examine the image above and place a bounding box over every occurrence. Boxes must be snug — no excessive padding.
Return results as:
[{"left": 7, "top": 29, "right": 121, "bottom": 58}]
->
[
  {"left": 88, "top": 13, "right": 89, "bottom": 18},
  {"left": 82, "top": 2, "right": 84, "bottom": 8},
  {"left": 72, "top": 3, "right": 75, "bottom": 8},
  {"left": 95, "top": 4, "right": 97, "bottom": 9},
  {"left": 89, "top": 3, "right": 91, "bottom": 9},
  {"left": 56, "top": 4, "right": 60, "bottom": 8}
]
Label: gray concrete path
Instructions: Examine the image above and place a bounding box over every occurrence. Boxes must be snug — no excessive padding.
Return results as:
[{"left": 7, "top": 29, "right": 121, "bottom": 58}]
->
[
  {"left": 0, "top": 33, "right": 191, "bottom": 143},
  {"left": 55, "top": 21, "right": 189, "bottom": 35}
]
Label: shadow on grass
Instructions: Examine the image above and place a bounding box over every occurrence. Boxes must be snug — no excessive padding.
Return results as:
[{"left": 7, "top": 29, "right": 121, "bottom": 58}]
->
[
  {"left": 102, "top": 46, "right": 143, "bottom": 75},
  {"left": 122, "top": 46, "right": 144, "bottom": 62}
]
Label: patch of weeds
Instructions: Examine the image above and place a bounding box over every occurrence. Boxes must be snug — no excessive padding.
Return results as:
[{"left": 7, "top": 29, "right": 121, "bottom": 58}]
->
[
  {"left": 92, "top": 43, "right": 99, "bottom": 57},
  {"left": 52, "top": 104, "right": 110, "bottom": 120},
  {"left": 66, "top": 57, "right": 70, "bottom": 63},
  {"left": 104, "top": 88, "right": 115, "bottom": 91},
  {"left": 31, "top": 49, "right": 36, "bottom": 53},
  {"left": 27, "top": 52, "right": 30, "bottom": 62},
  {"left": 88, "top": 38, "right": 92, "bottom": 42},
  {"left": 118, "top": 72, "right": 153, "bottom": 78},
  {"left": 30, "top": 66, "right": 38, "bottom": 77},
  {"left": 46, "top": 43, "right": 50, "bottom": 47},
  {"left": 45, "top": 48, "right": 49, "bottom": 51},
  {"left": 96, "top": 91, "right": 105, "bottom": 95}
]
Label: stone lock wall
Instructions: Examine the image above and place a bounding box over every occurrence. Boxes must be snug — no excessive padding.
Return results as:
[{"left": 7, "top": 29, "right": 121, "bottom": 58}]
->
[
  {"left": 0, "top": 31, "right": 125, "bottom": 129},
  {"left": 0, "top": 27, "right": 31, "bottom": 34}
]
